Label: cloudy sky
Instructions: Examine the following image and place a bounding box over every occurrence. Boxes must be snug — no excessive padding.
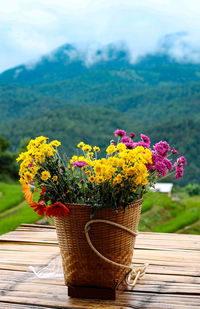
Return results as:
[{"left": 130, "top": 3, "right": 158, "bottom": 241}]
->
[{"left": 0, "top": 0, "right": 200, "bottom": 72}]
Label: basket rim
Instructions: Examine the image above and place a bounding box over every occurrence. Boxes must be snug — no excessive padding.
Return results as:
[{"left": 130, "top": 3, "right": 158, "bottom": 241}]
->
[{"left": 63, "top": 198, "right": 143, "bottom": 209}]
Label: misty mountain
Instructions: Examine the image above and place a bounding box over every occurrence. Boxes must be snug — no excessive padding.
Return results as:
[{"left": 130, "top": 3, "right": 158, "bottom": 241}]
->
[
  {"left": 0, "top": 43, "right": 200, "bottom": 124},
  {"left": 1, "top": 43, "right": 200, "bottom": 85}
]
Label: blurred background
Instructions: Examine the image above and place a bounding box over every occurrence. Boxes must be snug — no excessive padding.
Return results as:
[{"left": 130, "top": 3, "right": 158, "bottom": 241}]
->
[{"left": 0, "top": 0, "right": 199, "bottom": 235}]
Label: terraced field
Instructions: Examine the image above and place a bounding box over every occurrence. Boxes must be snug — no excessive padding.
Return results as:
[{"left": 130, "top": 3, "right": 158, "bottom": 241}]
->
[
  {"left": 0, "top": 182, "right": 200, "bottom": 235},
  {"left": 139, "top": 192, "right": 200, "bottom": 234}
]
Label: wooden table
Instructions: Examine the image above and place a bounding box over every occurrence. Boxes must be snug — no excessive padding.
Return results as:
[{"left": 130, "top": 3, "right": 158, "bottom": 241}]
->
[{"left": 0, "top": 224, "right": 200, "bottom": 309}]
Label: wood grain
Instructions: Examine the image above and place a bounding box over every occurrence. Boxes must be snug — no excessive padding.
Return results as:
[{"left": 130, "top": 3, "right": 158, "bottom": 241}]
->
[{"left": 0, "top": 224, "right": 200, "bottom": 309}]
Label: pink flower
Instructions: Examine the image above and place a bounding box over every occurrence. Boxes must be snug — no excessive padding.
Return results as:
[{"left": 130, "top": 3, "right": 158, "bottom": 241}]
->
[
  {"left": 121, "top": 136, "right": 131, "bottom": 143},
  {"left": 174, "top": 156, "right": 187, "bottom": 179},
  {"left": 153, "top": 141, "right": 170, "bottom": 157},
  {"left": 114, "top": 129, "right": 126, "bottom": 137},
  {"left": 135, "top": 141, "right": 150, "bottom": 149},
  {"left": 154, "top": 160, "right": 168, "bottom": 176},
  {"left": 177, "top": 156, "right": 187, "bottom": 166},
  {"left": 174, "top": 162, "right": 184, "bottom": 179},
  {"left": 141, "top": 134, "right": 150, "bottom": 146},
  {"left": 172, "top": 147, "right": 179, "bottom": 154},
  {"left": 125, "top": 142, "right": 135, "bottom": 149},
  {"left": 163, "top": 158, "right": 173, "bottom": 171},
  {"left": 73, "top": 161, "right": 88, "bottom": 168},
  {"left": 130, "top": 132, "right": 136, "bottom": 139}
]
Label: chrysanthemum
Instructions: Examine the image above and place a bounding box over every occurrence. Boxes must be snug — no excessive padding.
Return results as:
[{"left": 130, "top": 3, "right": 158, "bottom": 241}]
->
[
  {"left": 172, "top": 147, "right": 179, "bottom": 154},
  {"left": 93, "top": 146, "right": 100, "bottom": 152},
  {"left": 73, "top": 161, "right": 87, "bottom": 168},
  {"left": 114, "top": 129, "right": 126, "bottom": 137},
  {"left": 41, "top": 171, "right": 51, "bottom": 181}
]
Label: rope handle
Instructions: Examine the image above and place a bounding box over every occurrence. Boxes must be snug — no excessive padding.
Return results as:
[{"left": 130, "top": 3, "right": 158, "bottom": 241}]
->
[{"left": 84, "top": 219, "right": 148, "bottom": 287}]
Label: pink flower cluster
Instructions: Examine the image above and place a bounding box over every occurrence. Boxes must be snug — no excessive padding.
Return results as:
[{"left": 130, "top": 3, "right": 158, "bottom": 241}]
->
[
  {"left": 113, "top": 129, "right": 187, "bottom": 181},
  {"left": 174, "top": 156, "right": 187, "bottom": 179},
  {"left": 73, "top": 161, "right": 88, "bottom": 168}
]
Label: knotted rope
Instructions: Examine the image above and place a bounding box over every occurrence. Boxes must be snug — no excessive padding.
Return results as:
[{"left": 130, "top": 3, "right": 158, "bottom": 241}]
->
[{"left": 84, "top": 219, "right": 148, "bottom": 287}]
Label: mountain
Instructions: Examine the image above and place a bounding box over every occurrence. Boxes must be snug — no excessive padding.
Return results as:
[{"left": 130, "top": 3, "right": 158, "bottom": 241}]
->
[
  {"left": 1, "top": 43, "right": 200, "bottom": 86},
  {"left": 0, "top": 42, "right": 200, "bottom": 186}
]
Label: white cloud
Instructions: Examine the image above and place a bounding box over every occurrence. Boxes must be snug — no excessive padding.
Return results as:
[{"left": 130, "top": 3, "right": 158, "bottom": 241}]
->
[{"left": 0, "top": 0, "right": 200, "bottom": 72}]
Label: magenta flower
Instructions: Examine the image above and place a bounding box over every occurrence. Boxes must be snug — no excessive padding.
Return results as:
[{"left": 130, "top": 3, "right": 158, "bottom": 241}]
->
[
  {"left": 177, "top": 156, "right": 187, "bottom": 166},
  {"left": 163, "top": 158, "right": 173, "bottom": 171},
  {"left": 174, "top": 162, "right": 184, "bottom": 179},
  {"left": 153, "top": 141, "right": 170, "bottom": 157},
  {"left": 135, "top": 141, "right": 150, "bottom": 148},
  {"left": 121, "top": 136, "right": 131, "bottom": 143},
  {"left": 172, "top": 147, "right": 179, "bottom": 154},
  {"left": 174, "top": 156, "right": 187, "bottom": 179},
  {"left": 141, "top": 134, "right": 151, "bottom": 146},
  {"left": 154, "top": 160, "right": 168, "bottom": 176},
  {"left": 125, "top": 142, "right": 135, "bottom": 149},
  {"left": 114, "top": 129, "right": 126, "bottom": 137},
  {"left": 130, "top": 132, "right": 136, "bottom": 139},
  {"left": 73, "top": 161, "right": 87, "bottom": 168}
]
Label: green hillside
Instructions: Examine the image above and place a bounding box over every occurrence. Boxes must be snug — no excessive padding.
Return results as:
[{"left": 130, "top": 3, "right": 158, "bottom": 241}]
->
[{"left": 0, "top": 46, "right": 199, "bottom": 187}]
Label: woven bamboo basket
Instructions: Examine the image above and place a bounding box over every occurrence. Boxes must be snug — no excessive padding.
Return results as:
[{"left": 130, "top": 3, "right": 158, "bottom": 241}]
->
[{"left": 54, "top": 199, "right": 142, "bottom": 289}]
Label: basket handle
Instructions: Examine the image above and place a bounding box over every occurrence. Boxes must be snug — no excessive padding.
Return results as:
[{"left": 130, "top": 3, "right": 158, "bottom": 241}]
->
[{"left": 84, "top": 219, "right": 148, "bottom": 287}]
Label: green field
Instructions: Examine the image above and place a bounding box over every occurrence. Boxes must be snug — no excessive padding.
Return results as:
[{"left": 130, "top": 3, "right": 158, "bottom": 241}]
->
[
  {"left": 139, "top": 191, "right": 200, "bottom": 234},
  {"left": 0, "top": 182, "right": 200, "bottom": 235},
  {"left": 0, "top": 182, "right": 41, "bottom": 235}
]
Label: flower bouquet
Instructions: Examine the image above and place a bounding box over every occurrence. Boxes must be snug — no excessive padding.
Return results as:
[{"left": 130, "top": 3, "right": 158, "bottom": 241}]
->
[{"left": 17, "top": 130, "right": 187, "bottom": 299}]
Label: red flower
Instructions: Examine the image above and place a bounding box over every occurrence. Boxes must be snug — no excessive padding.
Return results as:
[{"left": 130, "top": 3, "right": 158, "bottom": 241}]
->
[
  {"left": 30, "top": 202, "right": 47, "bottom": 216},
  {"left": 46, "top": 202, "right": 70, "bottom": 217},
  {"left": 40, "top": 186, "right": 47, "bottom": 198}
]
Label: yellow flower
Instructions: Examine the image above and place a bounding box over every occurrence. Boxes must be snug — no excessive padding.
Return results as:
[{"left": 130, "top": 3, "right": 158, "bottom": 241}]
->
[
  {"left": 16, "top": 152, "right": 27, "bottom": 162},
  {"left": 50, "top": 140, "right": 61, "bottom": 148},
  {"left": 24, "top": 172, "right": 33, "bottom": 183},
  {"left": 94, "top": 164, "right": 102, "bottom": 174},
  {"left": 77, "top": 142, "right": 85, "bottom": 148},
  {"left": 83, "top": 144, "right": 92, "bottom": 152},
  {"left": 95, "top": 176, "right": 104, "bottom": 183},
  {"left": 106, "top": 145, "right": 116, "bottom": 155},
  {"left": 89, "top": 176, "right": 95, "bottom": 182},
  {"left": 72, "top": 156, "right": 78, "bottom": 162},
  {"left": 47, "top": 147, "right": 54, "bottom": 157},
  {"left": 41, "top": 171, "right": 51, "bottom": 181},
  {"left": 52, "top": 175, "right": 58, "bottom": 182},
  {"left": 116, "top": 174, "right": 122, "bottom": 183},
  {"left": 117, "top": 143, "right": 126, "bottom": 152},
  {"left": 113, "top": 178, "right": 119, "bottom": 185},
  {"left": 127, "top": 168, "right": 135, "bottom": 176},
  {"left": 93, "top": 146, "right": 100, "bottom": 152},
  {"left": 85, "top": 170, "right": 91, "bottom": 176}
]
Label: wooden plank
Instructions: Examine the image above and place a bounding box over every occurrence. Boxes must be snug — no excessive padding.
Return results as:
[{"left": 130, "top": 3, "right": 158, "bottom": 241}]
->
[
  {"left": 1, "top": 291, "right": 200, "bottom": 308},
  {"left": 0, "top": 303, "right": 54, "bottom": 309},
  {"left": 0, "top": 225, "right": 200, "bottom": 308}
]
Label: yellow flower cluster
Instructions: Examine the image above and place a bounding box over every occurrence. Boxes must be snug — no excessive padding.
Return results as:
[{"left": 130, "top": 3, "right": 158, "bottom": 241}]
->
[
  {"left": 74, "top": 141, "right": 152, "bottom": 189},
  {"left": 16, "top": 136, "right": 61, "bottom": 184}
]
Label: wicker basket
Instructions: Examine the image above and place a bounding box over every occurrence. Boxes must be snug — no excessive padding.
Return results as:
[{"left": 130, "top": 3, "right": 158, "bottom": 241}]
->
[{"left": 54, "top": 199, "right": 142, "bottom": 289}]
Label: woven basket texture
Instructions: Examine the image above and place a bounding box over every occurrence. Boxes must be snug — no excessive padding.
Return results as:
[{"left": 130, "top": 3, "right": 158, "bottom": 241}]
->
[{"left": 54, "top": 199, "right": 142, "bottom": 289}]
